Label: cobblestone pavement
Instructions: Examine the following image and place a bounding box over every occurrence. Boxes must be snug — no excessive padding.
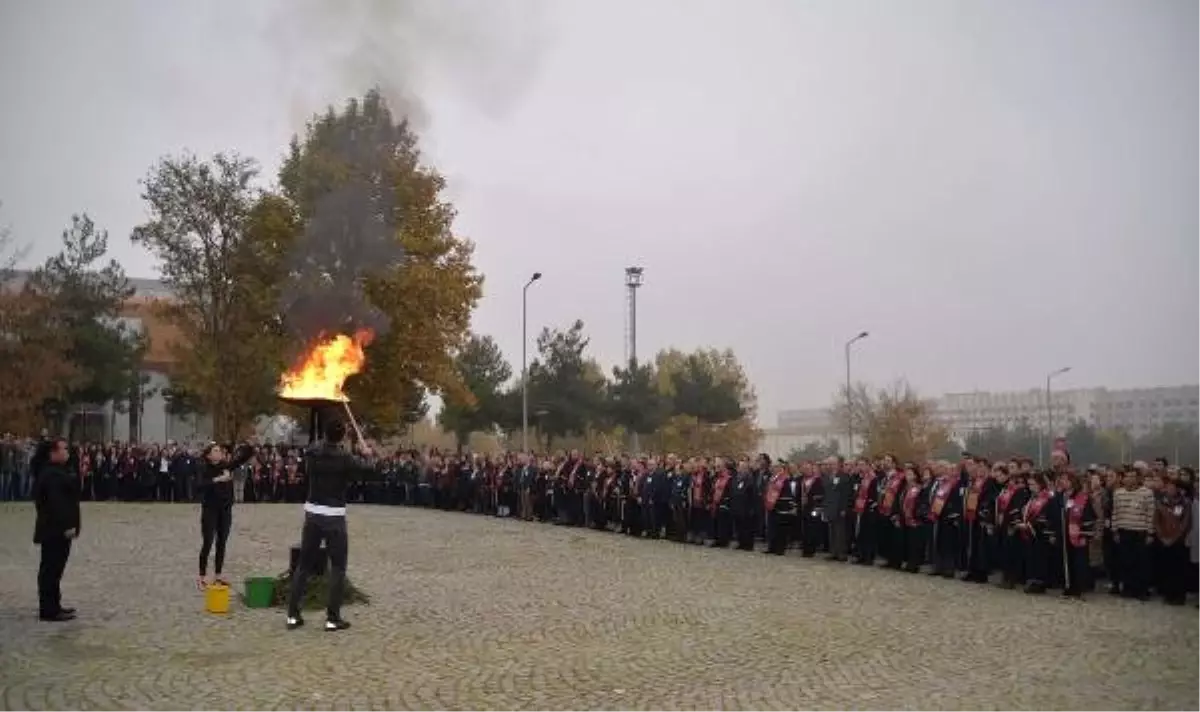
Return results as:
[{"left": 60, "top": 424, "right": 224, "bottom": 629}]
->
[{"left": 0, "top": 503, "right": 1196, "bottom": 710}]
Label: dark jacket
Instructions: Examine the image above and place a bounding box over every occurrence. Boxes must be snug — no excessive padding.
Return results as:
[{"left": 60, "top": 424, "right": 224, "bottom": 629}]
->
[
  {"left": 199, "top": 446, "right": 253, "bottom": 507},
  {"left": 33, "top": 462, "right": 81, "bottom": 544},
  {"left": 303, "top": 442, "right": 379, "bottom": 510}
]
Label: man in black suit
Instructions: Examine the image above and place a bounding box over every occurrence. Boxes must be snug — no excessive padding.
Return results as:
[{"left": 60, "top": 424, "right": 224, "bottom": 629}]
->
[{"left": 33, "top": 437, "right": 81, "bottom": 622}]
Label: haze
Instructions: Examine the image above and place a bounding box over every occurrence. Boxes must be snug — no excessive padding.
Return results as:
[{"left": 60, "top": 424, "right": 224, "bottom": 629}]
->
[{"left": 1, "top": 0, "right": 1196, "bottom": 423}]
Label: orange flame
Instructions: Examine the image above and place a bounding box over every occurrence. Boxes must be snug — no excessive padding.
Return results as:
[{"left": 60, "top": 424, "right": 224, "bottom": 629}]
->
[{"left": 278, "top": 329, "right": 375, "bottom": 402}]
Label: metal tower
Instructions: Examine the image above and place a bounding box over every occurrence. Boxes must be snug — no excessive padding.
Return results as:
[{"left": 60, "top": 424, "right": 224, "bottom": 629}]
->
[{"left": 624, "top": 267, "right": 644, "bottom": 366}]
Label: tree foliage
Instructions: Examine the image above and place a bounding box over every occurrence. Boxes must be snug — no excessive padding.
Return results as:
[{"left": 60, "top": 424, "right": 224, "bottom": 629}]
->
[
  {"left": 131, "top": 153, "right": 285, "bottom": 440},
  {"left": 829, "top": 379, "right": 948, "bottom": 462},
  {"left": 607, "top": 359, "right": 670, "bottom": 442},
  {"left": 962, "top": 419, "right": 1042, "bottom": 461},
  {"left": 526, "top": 319, "right": 605, "bottom": 448},
  {"left": 787, "top": 439, "right": 842, "bottom": 462},
  {"left": 439, "top": 334, "right": 513, "bottom": 450},
  {"left": 279, "top": 89, "right": 482, "bottom": 434},
  {"left": 0, "top": 289, "right": 77, "bottom": 434},
  {"left": 26, "top": 214, "right": 141, "bottom": 424}
]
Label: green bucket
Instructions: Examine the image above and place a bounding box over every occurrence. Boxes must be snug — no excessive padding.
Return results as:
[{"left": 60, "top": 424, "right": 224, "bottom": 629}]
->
[{"left": 243, "top": 576, "right": 276, "bottom": 609}]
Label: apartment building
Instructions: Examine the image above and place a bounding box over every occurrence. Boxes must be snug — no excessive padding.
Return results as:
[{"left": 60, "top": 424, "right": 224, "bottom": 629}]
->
[
  {"left": 935, "top": 386, "right": 1198, "bottom": 441},
  {"left": 772, "top": 384, "right": 1199, "bottom": 453}
]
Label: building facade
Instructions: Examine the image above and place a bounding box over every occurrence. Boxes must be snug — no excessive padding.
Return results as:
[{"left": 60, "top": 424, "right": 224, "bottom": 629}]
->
[
  {"left": 4, "top": 272, "right": 212, "bottom": 443},
  {"left": 772, "top": 384, "right": 1200, "bottom": 456},
  {"left": 934, "top": 386, "right": 1199, "bottom": 442},
  {"left": 758, "top": 407, "right": 845, "bottom": 459}
]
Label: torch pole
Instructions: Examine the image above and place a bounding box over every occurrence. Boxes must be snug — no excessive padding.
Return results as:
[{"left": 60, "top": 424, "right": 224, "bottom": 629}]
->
[{"left": 342, "top": 401, "right": 366, "bottom": 444}]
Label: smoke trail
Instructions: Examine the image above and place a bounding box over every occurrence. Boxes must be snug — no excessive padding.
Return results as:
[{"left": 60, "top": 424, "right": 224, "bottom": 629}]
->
[{"left": 268, "top": 0, "right": 547, "bottom": 129}]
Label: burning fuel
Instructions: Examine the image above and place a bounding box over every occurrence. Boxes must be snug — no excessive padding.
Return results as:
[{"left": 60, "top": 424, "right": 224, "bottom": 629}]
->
[{"left": 278, "top": 329, "right": 376, "bottom": 402}]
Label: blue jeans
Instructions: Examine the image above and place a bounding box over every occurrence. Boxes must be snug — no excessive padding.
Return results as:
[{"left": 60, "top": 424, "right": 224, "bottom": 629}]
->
[{"left": 0, "top": 471, "right": 12, "bottom": 501}]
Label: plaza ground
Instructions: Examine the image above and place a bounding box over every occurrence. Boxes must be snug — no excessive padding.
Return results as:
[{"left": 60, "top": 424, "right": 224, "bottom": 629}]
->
[{"left": 0, "top": 503, "right": 1196, "bottom": 710}]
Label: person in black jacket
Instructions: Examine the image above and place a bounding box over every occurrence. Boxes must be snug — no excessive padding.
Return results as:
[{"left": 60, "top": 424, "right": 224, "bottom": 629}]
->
[
  {"left": 286, "top": 419, "right": 377, "bottom": 632},
  {"left": 197, "top": 441, "right": 253, "bottom": 589},
  {"left": 33, "top": 437, "right": 80, "bottom": 622}
]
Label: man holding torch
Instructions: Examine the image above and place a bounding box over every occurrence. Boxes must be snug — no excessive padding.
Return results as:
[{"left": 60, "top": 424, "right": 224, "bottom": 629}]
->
[{"left": 286, "top": 416, "right": 377, "bottom": 632}]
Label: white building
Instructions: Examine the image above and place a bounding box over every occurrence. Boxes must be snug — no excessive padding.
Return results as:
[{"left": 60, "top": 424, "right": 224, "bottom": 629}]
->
[
  {"left": 774, "top": 384, "right": 1199, "bottom": 453},
  {"left": 758, "top": 407, "right": 845, "bottom": 459},
  {"left": 933, "top": 385, "right": 1198, "bottom": 441}
]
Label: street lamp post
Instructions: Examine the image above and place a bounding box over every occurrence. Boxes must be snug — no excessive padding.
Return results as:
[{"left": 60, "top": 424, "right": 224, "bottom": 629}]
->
[
  {"left": 1042, "top": 366, "right": 1071, "bottom": 465},
  {"left": 521, "top": 272, "right": 542, "bottom": 453},
  {"left": 844, "top": 331, "right": 869, "bottom": 456}
]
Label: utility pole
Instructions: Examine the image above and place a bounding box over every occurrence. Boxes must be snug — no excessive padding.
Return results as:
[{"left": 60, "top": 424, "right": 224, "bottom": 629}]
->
[
  {"left": 1043, "top": 366, "right": 1071, "bottom": 465},
  {"left": 844, "top": 331, "right": 869, "bottom": 456},
  {"left": 521, "top": 272, "right": 542, "bottom": 453},
  {"left": 624, "top": 267, "right": 644, "bottom": 452}
]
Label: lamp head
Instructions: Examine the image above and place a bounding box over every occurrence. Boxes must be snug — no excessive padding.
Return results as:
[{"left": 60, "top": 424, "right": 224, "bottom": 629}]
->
[{"left": 531, "top": 272, "right": 542, "bottom": 281}]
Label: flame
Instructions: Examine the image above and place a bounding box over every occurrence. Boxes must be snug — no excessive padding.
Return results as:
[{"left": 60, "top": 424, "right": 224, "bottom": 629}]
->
[{"left": 278, "top": 329, "right": 375, "bottom": 402}]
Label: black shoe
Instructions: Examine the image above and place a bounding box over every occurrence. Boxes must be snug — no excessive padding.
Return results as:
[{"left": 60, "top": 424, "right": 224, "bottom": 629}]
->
[
  {"left": 60, "top": 607, "right": 76, "bottom": 616},
  {"left": 39, "top": 611, "right": 76, "bottom": 622},
  {"left": 286, "top": 615, "right": 305, "bottom": 630},
  {"left": 325, "top": 618, "right": 351, "bottom": 632}
]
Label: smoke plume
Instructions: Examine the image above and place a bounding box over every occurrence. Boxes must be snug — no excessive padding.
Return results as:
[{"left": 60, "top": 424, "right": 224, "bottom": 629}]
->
[
  {"left": 268, "top": 0, "right": 547, "bottom": 129},
  {"left": 266, "top": 0, "right": 546, "bottom": 344}
]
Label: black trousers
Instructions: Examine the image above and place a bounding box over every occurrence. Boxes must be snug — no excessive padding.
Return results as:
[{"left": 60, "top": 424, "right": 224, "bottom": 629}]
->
[
  {"left": 199, "top": 503, "right": 232, "bottom": 576},
  {"left": 933, "top": 521, "right": 960, "bottom": 575},
  {"left": 711, "top": 509, "right": 733, "bottom": 547},
  {"left": 854, "top": 512, "right": 877, "bottom": 562},
  {"left": 1116, "top": 529, "right": 1149, "bottom": 598},
  {"left": 288, "top": 513, "right": 349, "bottom": 619},
  {"left": 734, "top": 513, "right": 756, "bottom": 550},
  {"left": 688, "top": 507, "right": 708, "bottom": 543},
  {"left": 903, "top": 526, "right": 925, "bottom": 571},
  {"left": 766, "top": 511, "right": 795, "bottom": 554},
  {"left": 38, "top": 537, "right": 72, "bottom": 616},
  {"left": 800, "top": 512, "right": 822, "bottom": 556},
  {"left": 1158, "top": 541, "right": 1189, "bottom": 603}
]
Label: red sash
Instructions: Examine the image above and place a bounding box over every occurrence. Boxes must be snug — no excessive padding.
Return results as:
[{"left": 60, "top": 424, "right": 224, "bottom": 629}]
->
[
  {"left": 1066, "top": 491, "right": 1089, "bottom": 547},
  {"left": 964, "top": 479, "right": 983, "bottom": 523},
  {"left": 996, "top": 484, "right": 1017, "bottom": 526},
  {"left": 691, "top": 470, "right": 707, "bottom": 508},
  {"left": 1024, "top": 490, "right": 1052, "bottom": 529},
  {"left": 764, "top": 473, "right": 787, "bottom": 511},
  {"left": 880, "top": 474, "right": 904, "bottom": 512},
  {"left": 853, "top": 473, "right": 877, "bottom": 513},
  {"left": 567, "top": 461, "right": 580, "bottom": 488},
  {"left": 710, "top": 472, "right": 731, "bottom": 515},
  {"left": 928, "top": 479, "right": 954, "bottom": 521},
  {"left": 902, "top": 483, "right": 921, "bottom": 527}
]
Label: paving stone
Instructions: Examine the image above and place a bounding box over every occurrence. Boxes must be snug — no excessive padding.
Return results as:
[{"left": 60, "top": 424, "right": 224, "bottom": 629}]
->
[{"left": 0, "top": 502, "right": 1196, "bottom": 710}]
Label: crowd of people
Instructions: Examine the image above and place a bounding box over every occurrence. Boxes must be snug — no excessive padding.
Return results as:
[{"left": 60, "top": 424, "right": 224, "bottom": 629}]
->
[
  {"left": 365, "top": 448, "right": 1198, "bottom": 605},
  {"left": 7, "top": 431, "right": 1198, "bottom": 606}
]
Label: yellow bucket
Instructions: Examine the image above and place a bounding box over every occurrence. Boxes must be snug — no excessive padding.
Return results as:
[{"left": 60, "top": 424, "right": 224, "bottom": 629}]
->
[{"left": 204, "top": 583, "right": 231, "bottom": 615}]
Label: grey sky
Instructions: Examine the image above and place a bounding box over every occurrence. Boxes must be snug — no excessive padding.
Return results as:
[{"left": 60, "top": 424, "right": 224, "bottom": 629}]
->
[{"left": 1, "top": 0, "right": 1196, "bottom": 424}]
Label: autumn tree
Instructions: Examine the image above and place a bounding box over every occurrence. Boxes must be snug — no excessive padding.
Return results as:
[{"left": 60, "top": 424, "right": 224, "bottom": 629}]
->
[
  {"left": 278, "top": 89, "right": 482, "bottom": 434},
  {"left": 526, "top": 319, "right": 605, "bottom": 449},
  {"left": 25, "top": 214, "right": 142, "bottom": 431},
  {"left": 438, "top": 334, "right": 513, "bottom": 451},
  {"left": 132, "top": 153, "right": 288, "bottom": 440},
  {"left": 829, "top": 379, "right": 948, "bottom": 462},
  {"left": 0, "top": 204, "right": 25, "bottom": 278},
  {"left": 0, "top": 218, "right": 76, "bottom": 433}
]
